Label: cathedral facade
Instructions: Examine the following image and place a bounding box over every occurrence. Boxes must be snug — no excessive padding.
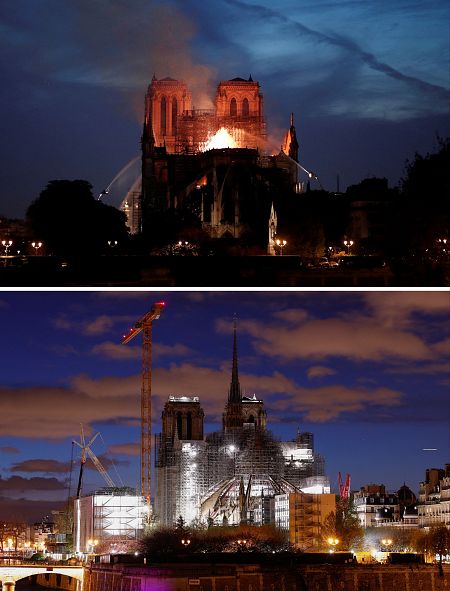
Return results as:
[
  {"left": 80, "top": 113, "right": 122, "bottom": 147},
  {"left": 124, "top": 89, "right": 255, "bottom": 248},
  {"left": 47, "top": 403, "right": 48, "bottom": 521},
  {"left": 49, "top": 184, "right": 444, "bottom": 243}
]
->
[
  {"left": 144, "top": 75, "right": 266, "bottom": 154},
  {"left": 122, "top": 74, "right": 302, "bottom": 244},
  {"left": 154, "top": 325, "right": 329, "bottom": 527}
]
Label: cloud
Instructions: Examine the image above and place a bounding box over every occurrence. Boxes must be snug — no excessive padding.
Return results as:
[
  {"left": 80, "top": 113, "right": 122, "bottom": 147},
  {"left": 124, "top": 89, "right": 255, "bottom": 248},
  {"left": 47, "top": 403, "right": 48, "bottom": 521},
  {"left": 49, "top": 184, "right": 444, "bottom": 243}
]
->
[
  {"left": 0, "top": 379, "right": 140, "bottom": 439},
  {"left": 53, "top": 313, "right": 135, "bottom": 336},
  {"left": 0, "top": 446, "right": 19, "bottom": 454},
  {"left": 0, "top": 359, "right": 407, "bottom": 440},
  {"left": 269, "top": 384, "right": 402, "bottom": 423},
  {"left": 91, "top": 341, "right": 140, "bottom": 360},
  {"left": 0, "top": 495, "right": 65, "bottom": 523},
  {"left": 84, "top": 315, "right": 117, "bottom": 336},
  {"left": 223, "top": 0, "right": 449, "bottom": 105},
  {"left": 108, "top": 443, "right": 140, "bottom": 457},
  {"left": 11, "top": 459, "right": 69, "bottom": 474},
  {"left": 237, "top": 317, "right": 434, "bottom": 363},
  {"left": 91, "top": 341, "right": 192, "bottom": 360},
  {"left": 364, "top": 292, "right": 450, "bottom": 328},
  {"left": 0, "top": 475, "right": 66, "bottom": 491},
  {"left": 307, "top": 366, "right": 336, "bottom": 379},
  {"left": 273, "top": 308, "right": 309, "bottom": 323},
  {"left": 1, "top": 0, "right": 217, "bottom": 111}
]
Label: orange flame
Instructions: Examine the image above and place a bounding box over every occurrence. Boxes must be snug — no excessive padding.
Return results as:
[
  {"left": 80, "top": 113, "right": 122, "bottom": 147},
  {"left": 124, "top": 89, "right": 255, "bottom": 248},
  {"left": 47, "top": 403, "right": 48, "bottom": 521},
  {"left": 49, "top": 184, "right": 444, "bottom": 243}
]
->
[{"left": 200, "top": 127, "right": 239, "bottom": 151}]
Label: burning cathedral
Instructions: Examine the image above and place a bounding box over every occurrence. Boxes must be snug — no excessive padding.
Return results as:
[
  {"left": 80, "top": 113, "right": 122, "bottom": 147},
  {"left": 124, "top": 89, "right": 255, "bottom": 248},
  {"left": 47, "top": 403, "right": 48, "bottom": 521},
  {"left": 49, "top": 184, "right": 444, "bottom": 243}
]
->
[
  {"left": 122, "top": 75, "right": 305, "bottom": 249},
  {"left": 154, "top": 324, "right": 329, "bottom": 527}
]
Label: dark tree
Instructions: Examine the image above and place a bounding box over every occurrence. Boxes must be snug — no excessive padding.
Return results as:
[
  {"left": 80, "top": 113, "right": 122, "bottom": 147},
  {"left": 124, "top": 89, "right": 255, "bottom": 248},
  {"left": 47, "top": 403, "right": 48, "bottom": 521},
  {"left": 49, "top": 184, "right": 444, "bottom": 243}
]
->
[
  {"left": 26, "top": 180, "right": 129, "bottom": 256},
  {"left": 387, "top": 138, "right": 449, "bottom": 257}
]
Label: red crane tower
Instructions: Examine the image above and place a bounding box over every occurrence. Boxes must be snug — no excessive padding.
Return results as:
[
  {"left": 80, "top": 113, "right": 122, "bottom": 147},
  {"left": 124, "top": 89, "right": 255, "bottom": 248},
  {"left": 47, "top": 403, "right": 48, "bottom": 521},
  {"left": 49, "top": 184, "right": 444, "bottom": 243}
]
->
[
  {"left": 338, "top": 472, "right": 351, "bottom": 499},
  {"left": 122, "top": 301, "right": 165, "bottom": 519}
]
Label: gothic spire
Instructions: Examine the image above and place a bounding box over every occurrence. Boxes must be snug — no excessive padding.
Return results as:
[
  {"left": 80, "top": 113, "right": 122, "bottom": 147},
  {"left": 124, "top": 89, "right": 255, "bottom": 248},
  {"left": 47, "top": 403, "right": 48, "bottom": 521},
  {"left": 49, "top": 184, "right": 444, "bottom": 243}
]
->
[{"left": 228, "top": 315, "right": 242, "bottom": 403}]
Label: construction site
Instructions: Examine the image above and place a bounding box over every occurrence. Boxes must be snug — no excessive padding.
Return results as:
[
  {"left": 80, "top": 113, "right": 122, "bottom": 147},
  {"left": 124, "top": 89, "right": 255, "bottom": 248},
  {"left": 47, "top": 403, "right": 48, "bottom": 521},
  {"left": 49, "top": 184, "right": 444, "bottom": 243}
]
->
[
  {"left": 154, "top": 319, "right": 330, "bottom": 531},
  {"left": 72, "top": 302, "right": 332, "bottom": 553}
]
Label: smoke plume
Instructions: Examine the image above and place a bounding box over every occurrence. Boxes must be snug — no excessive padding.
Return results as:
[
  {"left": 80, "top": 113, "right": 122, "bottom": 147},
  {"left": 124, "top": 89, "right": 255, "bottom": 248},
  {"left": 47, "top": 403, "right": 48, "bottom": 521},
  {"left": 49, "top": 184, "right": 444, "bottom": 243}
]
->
[{"left": 71, "top": 0, "right": 217, "bottom": 115}]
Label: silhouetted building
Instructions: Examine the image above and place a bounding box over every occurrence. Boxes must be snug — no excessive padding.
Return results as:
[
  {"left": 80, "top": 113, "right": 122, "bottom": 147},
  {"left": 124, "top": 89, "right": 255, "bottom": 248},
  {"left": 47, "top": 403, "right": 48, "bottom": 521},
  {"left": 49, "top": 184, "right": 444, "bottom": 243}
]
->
[{"left": 121, "top": 75, "right": 302, "bottom": 244}]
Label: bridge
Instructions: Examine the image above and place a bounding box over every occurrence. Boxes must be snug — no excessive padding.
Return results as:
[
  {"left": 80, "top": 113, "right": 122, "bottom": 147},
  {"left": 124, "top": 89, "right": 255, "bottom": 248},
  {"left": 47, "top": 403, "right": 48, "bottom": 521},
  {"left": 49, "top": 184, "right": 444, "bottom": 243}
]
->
[{"left": 0, "top": 565, "right": 83, "bottom": 590}]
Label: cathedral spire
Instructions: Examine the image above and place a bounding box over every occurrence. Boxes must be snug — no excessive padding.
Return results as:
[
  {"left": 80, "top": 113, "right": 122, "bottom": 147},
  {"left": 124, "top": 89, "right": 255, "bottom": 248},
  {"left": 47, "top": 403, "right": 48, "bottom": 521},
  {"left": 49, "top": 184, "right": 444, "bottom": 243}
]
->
[{"left": 228, "top": 315, "right": 242, "bottom": 403}]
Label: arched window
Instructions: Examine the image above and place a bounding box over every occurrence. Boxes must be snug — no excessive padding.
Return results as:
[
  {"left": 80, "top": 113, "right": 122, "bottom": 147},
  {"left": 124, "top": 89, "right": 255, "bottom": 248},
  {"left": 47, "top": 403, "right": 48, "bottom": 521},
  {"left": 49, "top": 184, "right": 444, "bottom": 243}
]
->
[
  {"left": 242, "top": 97, "right": 249, "bottom": 117},
  {"left": 160, "top": 96, "right": 167, "bottom": 135},
  {"left": 230, "top": 97, "right": 237, "bottom": 117},
  {"left": 248, "top": 414, "right": 255, "bottom": 423},
  {"left": 172, "top": 97, "right": 178, "bottom": 134}
]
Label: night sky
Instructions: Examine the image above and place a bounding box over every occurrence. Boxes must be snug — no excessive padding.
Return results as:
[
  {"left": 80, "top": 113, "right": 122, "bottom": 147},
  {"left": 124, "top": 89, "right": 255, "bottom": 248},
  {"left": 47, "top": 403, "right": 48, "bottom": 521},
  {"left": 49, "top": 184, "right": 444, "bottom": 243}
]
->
[
  {"left": 0, "top": 290, "right": 448, "bottom": 522},
  {"left": 1, "top": 0, "right": 449, "bottom": 217}
]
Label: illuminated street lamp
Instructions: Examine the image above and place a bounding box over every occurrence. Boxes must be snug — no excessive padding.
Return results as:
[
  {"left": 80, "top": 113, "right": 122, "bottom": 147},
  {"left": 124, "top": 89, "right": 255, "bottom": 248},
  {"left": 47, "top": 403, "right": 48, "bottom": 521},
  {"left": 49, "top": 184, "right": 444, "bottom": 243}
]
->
[
  {"left": 438, "top": 238, "right": 448, "bottom": 257},
  {"left": 2, "top": 240, "right": 13, "bottom": 255},
  {"left": 275, "top": 238, "right": 287, "bottom": 256},
  {"left": 343, "top": 240, "right": 354, "bottom": 255},
  {"left": 31, "top": 241, "right": 42, "bottom": 255},
  {"left": 86, "top": 539, "right": 98, "bottom": 554},
  {"left": 107, "top": 240, "right": 118, "bottom": 249},
  {"left": 381, "top": 538, "right": 393, "bottom": 551},
  {"left": 237, "top": 539, "right": 248, "bottom": 551},
  {"left": 327, "top": 537, "right": 339, "bottom": 553},
  {"left": 181, "top": 539, "right": 191, "bottom": 549}
]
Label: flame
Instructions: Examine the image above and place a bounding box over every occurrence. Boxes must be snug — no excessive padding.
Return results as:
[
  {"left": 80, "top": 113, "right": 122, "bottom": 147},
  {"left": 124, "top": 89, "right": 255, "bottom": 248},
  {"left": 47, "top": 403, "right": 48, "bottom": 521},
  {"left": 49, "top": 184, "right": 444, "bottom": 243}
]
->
[{"left": 200, "top": 127, "right": 239, "bottom": 151}]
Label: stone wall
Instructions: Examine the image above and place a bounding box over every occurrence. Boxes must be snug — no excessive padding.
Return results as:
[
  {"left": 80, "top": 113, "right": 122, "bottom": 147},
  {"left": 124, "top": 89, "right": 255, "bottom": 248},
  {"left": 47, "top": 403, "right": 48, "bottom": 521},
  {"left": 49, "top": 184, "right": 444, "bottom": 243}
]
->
[
  {"left": 83, "top": 562, "right": 450, "bottom": 591},
  {"left": 35, "top": 572, "right": 79, "bottom": 590}
]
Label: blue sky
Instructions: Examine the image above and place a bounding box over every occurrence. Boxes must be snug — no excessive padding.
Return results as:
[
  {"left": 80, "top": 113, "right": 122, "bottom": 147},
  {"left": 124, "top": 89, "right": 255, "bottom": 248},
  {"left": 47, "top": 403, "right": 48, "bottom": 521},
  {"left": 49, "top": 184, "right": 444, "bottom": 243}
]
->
[
  {"left": 0, "top": 291, "right": 448, "bottom": 522},
  {"left": 0, "top": 0, "right": 448, "bottom": 217}
]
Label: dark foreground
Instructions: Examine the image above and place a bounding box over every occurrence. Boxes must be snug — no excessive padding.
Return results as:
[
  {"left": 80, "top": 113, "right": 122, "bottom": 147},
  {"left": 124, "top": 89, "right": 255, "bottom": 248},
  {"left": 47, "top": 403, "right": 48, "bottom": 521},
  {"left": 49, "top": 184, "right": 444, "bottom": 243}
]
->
[
  {"left": 1, "top": 255, "right": 448, "bottom": 287},
  {"left": 84, "top": 559, "right": 450, "bottom": 591}
]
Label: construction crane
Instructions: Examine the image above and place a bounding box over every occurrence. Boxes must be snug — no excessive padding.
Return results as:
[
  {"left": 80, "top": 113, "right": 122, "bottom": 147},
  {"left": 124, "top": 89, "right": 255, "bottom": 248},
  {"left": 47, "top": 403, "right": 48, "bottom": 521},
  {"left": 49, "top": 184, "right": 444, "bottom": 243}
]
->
[
  {"left": 338, "top": 472, "right": 351, "bottom": 500},
  {"left": 121, "top": 301, "right": 165, "bottom": 519},
  {"left": 73, "top": 424, "right": 115, "bottom": 498}
]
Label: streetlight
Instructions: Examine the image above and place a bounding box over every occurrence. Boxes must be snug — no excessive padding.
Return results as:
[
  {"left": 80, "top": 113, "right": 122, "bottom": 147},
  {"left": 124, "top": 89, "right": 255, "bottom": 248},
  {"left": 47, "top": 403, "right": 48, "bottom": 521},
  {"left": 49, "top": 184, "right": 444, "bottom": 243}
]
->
[
  {"left": 327, "top": 537, "right": 339, "bottom": 553},
  {"left": 31, "top": 241, "right": 42, "bottom": 255},
  {"left": 275, "top": 238, "right": 287, "bottom": 256},
  {"left": 343, "top": 240, "right": 354, "bottom": 255},
  {"left": 107, "top": 240, "right": 118, "bottom": 250},
  {"left": 381, "top": 538, "right": 393, "bottom": 551},
  {"left": 2, "top": 240, "right": 12, "bottom": 255},
  {"left": 181, "top": 539, "right": 191, "bottom": 549},
  {"left": 237, "top": 539, "right": 248, "bottom": 551},
  {"left": 86, "top": 539, "right": 98, "bottom": 555}
]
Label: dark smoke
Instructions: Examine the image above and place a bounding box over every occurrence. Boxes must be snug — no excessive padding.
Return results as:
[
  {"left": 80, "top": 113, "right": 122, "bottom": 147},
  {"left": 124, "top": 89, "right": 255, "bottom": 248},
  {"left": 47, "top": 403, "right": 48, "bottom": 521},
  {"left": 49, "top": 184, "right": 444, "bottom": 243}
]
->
[{"left": 71, "top": 0, "right": 217, "bottom": 114}]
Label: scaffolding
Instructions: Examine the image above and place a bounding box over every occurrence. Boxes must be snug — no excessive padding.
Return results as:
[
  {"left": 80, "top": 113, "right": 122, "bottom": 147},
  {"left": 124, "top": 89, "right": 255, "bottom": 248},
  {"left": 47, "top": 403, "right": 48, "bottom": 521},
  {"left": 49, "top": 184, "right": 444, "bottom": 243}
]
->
[
  {"left": 154, "top": 421, "right": 329, "bottom": 528},
  {"left": 74, "top": 489, "right": 145, "bottom": 553},
  {"left": 175, "top": 109, "right": 266, "bottom": 154}
]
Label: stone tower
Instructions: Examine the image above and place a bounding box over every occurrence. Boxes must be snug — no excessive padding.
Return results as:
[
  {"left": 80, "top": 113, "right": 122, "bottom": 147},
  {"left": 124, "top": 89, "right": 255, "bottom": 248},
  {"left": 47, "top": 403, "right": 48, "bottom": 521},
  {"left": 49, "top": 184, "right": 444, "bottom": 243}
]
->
[
  {"left": 161, "top": 396, "right": 204, "bottom": 442},
  {"left": 215, "top": 77, "right": 266, "bottom": 147},
  {"left": 144, "top": 76, "right": 192, "bottom": 153}
]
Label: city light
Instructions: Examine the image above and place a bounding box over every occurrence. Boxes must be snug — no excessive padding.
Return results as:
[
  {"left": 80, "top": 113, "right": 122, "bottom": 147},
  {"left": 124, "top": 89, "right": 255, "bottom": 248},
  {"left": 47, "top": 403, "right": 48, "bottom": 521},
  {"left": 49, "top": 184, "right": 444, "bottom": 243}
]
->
[
  {"left": 343, "top": 240, "right": 354, "bottom": 254},
  {"left": 327, "top": 537, "right": 339, "bottom": 553},
  {"left": 275, "top": 238, "right": 287, "bottom": 256}
]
